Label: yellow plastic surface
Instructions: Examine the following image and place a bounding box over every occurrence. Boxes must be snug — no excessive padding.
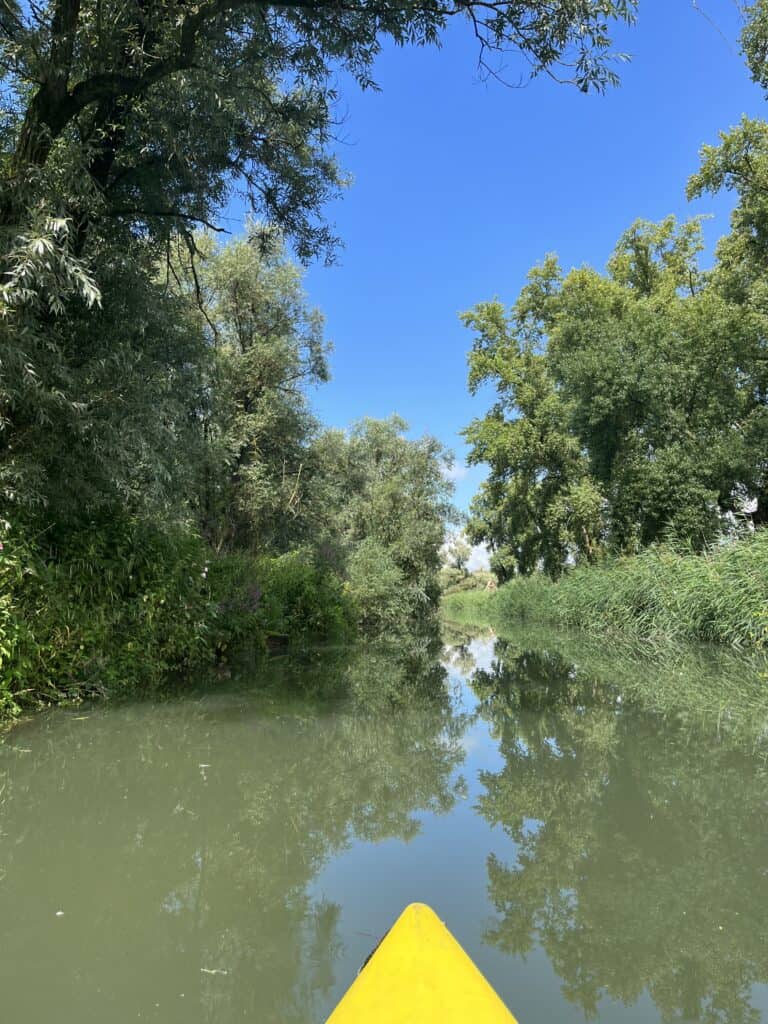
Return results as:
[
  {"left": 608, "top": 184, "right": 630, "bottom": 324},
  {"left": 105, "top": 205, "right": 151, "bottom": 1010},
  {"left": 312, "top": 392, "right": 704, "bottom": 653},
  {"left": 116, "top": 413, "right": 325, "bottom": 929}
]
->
[{"left": 325, "top": 903, "right": 519, "bottom": 1023}]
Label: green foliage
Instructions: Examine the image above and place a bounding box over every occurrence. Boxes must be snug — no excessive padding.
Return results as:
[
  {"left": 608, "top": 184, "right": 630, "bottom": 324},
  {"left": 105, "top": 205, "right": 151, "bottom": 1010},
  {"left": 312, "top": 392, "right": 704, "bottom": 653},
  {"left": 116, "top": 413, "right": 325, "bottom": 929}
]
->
[
  {"left": 172, "top": 230, "right": 329, "bottom": 553},
  {"left": 0, "top": 524, "right": 26, "bottom": 718},
  {"left": 0, "top": 0, "right": 638, "bottom": 719},
  {"left": 464, "top": 208, "right": 768, "bottom": 577},
  {"left": 0, "top": 226, "right": 458, "bottom": 719},
  {"left": 345, "top": 538, "right": 412, "bottom": 636},
  {"left": 1, "top": 241, "right": 209, "bottom": 520},
  {"left": 208, "top": 549, "right": 354, "bottom": 653},
  {"left": 310, "top": 416, "right": 457, "bottom": 637},
  {"left": 443, "top": 587, "right": 505, "bottom": 626},
  {"left": 0, "top": 520, "right": 358, "bottom": 718},
  {"left": 256, "top": 550, "right": 354, "bottom": 643},
  {"left": 462, "top": 286, "right": 603, "bottom": 578},
  {"left": 439, "top": 565, "right": 466, "bottom": 592},
  {"left": 0, "top": 0, "right": 636, "bottom": 258},
  {"left": 0, "top": 516, "right": 212, "bottom": 714},
  {"left": 445, "top": 531, "right": 768, "bottom": 649}
]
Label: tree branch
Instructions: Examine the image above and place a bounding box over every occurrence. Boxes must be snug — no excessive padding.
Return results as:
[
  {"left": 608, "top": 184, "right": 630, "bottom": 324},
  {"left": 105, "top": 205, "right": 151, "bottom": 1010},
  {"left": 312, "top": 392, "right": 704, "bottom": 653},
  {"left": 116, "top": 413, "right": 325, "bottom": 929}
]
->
[{"left": 105, "top": 206, "right": 229, "bottom": 233}]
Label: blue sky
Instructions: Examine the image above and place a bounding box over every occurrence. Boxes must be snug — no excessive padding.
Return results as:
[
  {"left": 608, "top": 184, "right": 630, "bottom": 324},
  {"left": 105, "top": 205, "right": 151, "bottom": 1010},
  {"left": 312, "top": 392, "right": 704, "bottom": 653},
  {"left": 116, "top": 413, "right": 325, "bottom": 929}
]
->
[{"left": 233, "top": 1, "right": 766, "bottom": 512}]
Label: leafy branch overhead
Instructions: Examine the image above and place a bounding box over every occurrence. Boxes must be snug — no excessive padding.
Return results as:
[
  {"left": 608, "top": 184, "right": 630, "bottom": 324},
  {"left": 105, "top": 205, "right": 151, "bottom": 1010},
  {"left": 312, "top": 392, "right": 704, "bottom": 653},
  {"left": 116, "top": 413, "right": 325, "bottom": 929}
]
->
[{"left": 1, "top": 0, "right": 636, "bottom": 260}]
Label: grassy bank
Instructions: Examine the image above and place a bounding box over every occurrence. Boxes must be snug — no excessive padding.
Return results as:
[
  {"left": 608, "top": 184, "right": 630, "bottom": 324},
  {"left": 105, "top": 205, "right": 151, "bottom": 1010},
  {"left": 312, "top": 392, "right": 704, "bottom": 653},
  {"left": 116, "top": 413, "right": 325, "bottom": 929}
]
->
[{"left": 443, "top": 531, "right": 768, "bottom": 649}]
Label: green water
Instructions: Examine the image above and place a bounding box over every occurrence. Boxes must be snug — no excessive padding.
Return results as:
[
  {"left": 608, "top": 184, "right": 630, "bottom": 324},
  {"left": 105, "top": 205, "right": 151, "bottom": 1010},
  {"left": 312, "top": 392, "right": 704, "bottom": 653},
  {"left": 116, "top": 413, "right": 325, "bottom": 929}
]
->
[{"left": 2, "top": 629, "right": 768, "bottom": 1024}]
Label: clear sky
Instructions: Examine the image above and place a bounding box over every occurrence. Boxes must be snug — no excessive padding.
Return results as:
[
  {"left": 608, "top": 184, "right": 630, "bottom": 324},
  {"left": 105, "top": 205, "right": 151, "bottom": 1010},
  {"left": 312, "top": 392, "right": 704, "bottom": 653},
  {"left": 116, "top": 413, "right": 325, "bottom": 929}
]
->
[{"left": 230, "top": 0, "right": 766, "bottom": 513}]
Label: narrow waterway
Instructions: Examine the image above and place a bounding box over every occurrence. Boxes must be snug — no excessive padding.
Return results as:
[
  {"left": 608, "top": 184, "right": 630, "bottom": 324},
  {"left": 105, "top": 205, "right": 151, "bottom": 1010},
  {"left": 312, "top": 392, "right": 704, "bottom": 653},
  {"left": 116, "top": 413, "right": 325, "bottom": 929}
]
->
[{"left": 2, "top": 627, "right": 767, "bottom": 1024}]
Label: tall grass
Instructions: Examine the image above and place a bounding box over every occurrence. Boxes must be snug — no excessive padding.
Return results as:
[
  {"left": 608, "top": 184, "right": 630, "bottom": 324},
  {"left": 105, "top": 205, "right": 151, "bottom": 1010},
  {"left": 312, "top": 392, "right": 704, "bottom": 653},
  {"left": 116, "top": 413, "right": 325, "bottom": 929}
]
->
[{"left": 442, "top": 531, "right": 768, "bottom": 649}]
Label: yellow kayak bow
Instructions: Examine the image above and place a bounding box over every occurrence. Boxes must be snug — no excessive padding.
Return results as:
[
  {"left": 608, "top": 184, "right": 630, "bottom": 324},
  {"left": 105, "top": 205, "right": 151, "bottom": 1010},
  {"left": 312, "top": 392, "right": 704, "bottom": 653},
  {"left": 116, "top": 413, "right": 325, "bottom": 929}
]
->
[{"left": 326, "top": 903, "right": 518, "bottom": 1023}]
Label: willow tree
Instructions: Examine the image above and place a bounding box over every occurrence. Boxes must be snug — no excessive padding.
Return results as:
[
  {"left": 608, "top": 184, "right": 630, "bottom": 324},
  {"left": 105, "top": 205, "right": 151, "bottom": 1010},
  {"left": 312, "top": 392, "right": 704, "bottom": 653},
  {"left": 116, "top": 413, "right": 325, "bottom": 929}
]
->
[
  {"left": 1, "top": 0, "right": 636, "bottom": 263},
  {"left": 0, "top": 0, "right": 636, "bottom": 514}
]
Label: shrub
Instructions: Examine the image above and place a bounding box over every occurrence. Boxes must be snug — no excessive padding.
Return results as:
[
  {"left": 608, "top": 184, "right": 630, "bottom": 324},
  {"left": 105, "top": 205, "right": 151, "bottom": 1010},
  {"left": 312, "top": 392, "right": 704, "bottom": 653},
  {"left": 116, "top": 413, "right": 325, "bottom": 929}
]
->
[
  {"left": 208, "top": 548, "right": 354, "bottom": 654},
  {"left": 345, "top": 538, "right": 413, "bottom": 637},
  {"left": 0, "top": 523, "right": 358, "bottom": 720},
  {"left": 0, "top": 516, "right": 212, "bottom": 714}
]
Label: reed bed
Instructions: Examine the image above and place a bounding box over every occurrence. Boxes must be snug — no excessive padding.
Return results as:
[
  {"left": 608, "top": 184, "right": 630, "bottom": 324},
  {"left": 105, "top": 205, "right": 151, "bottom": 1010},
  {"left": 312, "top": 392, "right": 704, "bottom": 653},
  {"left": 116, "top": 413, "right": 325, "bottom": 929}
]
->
[{"left": 443, "top": 531, "right": 768, "bottom": 649}]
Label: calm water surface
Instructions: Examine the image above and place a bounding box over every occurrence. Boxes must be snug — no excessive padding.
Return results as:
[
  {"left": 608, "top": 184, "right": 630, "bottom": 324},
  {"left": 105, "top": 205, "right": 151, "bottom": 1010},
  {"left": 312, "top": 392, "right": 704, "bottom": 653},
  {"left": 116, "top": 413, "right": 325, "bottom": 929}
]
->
[{"left": 2, "top": 626, "right": 768, "bottom": 1024}]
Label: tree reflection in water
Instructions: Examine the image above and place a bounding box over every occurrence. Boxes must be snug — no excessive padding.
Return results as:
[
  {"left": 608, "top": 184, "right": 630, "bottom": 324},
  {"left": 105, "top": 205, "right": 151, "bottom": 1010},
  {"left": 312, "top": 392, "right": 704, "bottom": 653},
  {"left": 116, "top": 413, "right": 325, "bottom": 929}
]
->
[
  {"left": 4, "top": 627, "right": 768, "bottom": 1024},
  {"left": 469, "top": 633, "right": 768, "bottom": 1024},
  {"left": 0, "top": 641, "right": 467, "bottom": 1024}
]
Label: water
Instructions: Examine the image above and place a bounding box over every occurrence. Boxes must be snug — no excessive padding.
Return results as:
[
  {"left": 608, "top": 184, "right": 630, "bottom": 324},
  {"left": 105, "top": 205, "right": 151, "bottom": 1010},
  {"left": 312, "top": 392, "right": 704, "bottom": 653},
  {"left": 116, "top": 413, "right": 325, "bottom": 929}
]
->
[{"left": 2, "top": 628, "right": 768, "bottom": 1024}]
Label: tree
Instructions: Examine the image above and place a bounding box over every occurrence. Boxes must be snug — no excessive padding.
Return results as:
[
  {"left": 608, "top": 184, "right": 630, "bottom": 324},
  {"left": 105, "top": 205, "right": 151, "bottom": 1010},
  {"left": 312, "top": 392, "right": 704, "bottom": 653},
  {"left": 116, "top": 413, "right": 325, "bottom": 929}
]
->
[
  {"left": 548, "top": 217, "right": 755, "bottom": 549},
  {"left": 443, "top": 531, "right": 472, "bottom": 575},
  {"left": 0, "top": 0, "right": 637, "bottom": 505},
  {"left": 687, "top": 119, "right": 768, "bottom": 525},
  {"left": 461, "top": 275, "right": 604, "bottom": 579},
  {"left": 173, "top": 228, "right": 329, "bottom": 552},
  {"left": 0, "top": 232, "right": 209, "bottom": 525},
  {"left": 310, "top": 416, "right": 457, "bottom": 633},
  {"left": 0, "top": 0, "right": 639, "bottom": 701},
  {"left": 0, "top": 0, "right": 636, "bottom": 257},
  {"left": 463, "top": 216, "right": 763, "bottom": 578}
]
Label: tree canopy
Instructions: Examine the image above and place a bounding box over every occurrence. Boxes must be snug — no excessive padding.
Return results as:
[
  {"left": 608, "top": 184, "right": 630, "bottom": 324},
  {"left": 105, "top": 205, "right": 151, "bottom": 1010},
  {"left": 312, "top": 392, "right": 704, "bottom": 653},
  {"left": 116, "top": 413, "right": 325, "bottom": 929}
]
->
[
  {"left": 0, "top": 0, "right": 636, "bottom": 255},
  {"left": 463, "top": 210, "right": 768, "bottom": 578}
]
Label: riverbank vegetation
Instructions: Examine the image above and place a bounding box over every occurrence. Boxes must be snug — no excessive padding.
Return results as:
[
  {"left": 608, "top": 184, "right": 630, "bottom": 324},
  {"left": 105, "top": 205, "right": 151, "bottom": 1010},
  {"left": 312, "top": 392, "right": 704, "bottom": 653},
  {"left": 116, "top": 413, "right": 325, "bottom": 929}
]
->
[
  {"left": 0, "top": 231, "right": 456, "bottom": 718},
  {"left": 458, "top": 9, "right": 768, "bottom": 646},
  {"left": 0, "top": 0, "right": 639, "bottom": 719},
  {"left": 444, "top": 530, "right": 768, "bottom": 648}
]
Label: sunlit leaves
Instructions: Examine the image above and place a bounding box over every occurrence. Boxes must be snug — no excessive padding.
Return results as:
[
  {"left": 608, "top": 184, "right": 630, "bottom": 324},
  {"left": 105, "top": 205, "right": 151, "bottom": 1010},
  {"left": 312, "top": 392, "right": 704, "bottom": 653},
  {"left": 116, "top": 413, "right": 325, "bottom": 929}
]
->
[{"left": 462, "top": 213, "right": 768, "bottom": 577}]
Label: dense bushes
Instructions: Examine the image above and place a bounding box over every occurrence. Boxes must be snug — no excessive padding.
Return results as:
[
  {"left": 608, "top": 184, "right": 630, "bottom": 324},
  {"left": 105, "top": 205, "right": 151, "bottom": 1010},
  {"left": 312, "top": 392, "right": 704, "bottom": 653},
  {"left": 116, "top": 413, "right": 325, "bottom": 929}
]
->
[
  {"left": 0, "top": 522, "right": 356, "bottom": 719},
  {"left": 208, "top": 549, "right": 354, "bottom": 653},
  {"left": 443, "top": 531, "right": 768, "bottom": 648},
  {"left": 0, "top": 407, "right": 453, "bottom": 722},
  {"left": 344, "top": 539, "right": 412, "bottom": 637},
  {"left": 0, "top": 518, "right": 211, "bottom": 716}
]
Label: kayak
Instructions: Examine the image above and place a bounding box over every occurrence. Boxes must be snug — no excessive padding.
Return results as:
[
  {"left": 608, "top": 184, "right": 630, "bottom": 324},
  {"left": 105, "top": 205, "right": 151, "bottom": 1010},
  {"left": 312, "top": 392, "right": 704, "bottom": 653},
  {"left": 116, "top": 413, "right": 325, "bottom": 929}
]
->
[{"left": 325, "top": 902, "right": 518, "bottom": 1023}]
